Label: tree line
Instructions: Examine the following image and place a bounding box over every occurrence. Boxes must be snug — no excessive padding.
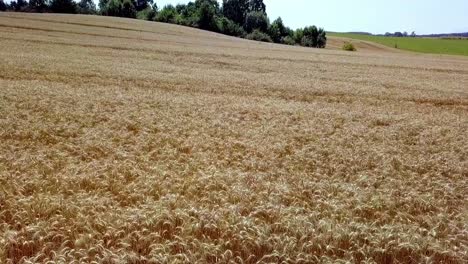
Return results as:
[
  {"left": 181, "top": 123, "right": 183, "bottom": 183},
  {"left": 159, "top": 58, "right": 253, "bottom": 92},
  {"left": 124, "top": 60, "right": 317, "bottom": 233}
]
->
[{"left": 0, "top": 0, "right": 327, "bottom": 48}]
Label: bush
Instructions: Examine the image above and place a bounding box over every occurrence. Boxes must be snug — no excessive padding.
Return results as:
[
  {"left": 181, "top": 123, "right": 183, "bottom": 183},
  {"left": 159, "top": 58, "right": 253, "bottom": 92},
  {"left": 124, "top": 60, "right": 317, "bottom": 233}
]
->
[
  {"left": 244, "top": 11, "right": 269, "bottom": 33},
  {"left": 281, "top": 36, "right": 296, "bottom": 45},
  {"left": 246, "top": 29, "right": 272, "bottom": 43},
  {"left": 136, "top": 6, "right": 156, "bottom": 21},
  {"left": 342, "top": 42, "right": 356, "bottom": 51},
  {"left": 216, "top": 16, "right": 245, "bottom": 37}
]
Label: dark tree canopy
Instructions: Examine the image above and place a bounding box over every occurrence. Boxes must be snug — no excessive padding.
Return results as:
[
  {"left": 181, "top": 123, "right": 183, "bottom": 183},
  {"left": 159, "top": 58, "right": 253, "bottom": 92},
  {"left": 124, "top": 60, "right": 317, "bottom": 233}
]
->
[
  {"left": 135, "top": 0, "right": 153, "bottom": 12},
  {"left": 249, "top": 0, "right": 265, "bottom": 12},
  {"left": 7, "top": 0, "right": 327, "bottom": 49},
  {"left": 101, "top": 0, "right": 136, "bottom": 18},
  {"left": 12, "top": 0, "right": 28, "bottom": 11},
  {"left": 0, "top": 0, "right": 7, "bottom": 11},
  {"left": 49, "top": 0, "right": 77, "bottom": 13},
  {"left": 244, "top": 11, "right": 269, "bottom": 33},
  {"left": 77, "top": 0, "right": 97, "bottom": 14},
  {"left": 197, "top": 0, "right": 217, "bottom": 30},
  {"left": 222, "top": 0, "right": 249, "bottom": 25},
  {"left": 301, "top": 26, "right": 326, "bottom": 48},
  {"left": 29, "top": 0, "right": 48, "bottom": 12}
]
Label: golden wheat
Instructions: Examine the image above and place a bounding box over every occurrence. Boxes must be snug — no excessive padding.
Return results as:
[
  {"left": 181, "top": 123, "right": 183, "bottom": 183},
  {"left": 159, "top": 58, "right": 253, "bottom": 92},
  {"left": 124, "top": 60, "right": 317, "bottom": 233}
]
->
[{"left": 0, "top": 12, "right": 467, "bottom": 263}]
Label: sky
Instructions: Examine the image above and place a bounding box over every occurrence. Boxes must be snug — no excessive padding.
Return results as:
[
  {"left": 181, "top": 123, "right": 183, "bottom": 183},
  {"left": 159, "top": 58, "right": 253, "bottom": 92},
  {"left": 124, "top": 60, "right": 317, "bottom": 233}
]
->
[{"left": 152, "top": 0, "right": 468, "bottom": 34}]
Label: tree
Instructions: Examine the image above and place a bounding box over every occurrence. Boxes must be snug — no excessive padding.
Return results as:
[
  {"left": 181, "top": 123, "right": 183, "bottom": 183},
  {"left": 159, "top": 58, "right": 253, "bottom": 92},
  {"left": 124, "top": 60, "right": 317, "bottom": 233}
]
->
[
  {"left": 301, "top": 26, "right": 326, "bottom": 48},
  {"left": 101, "top": 0, "right": 136, "bottom": 18},
  {"left": 156, "top": 5, "right": 178, "bottom": 23},
  {"left": 0, "top": 0, "right": 7, "bottom": 11},
  {"left": 135, "top": 0, "right": 152, "bottom": 11},
  {"left": 222, "top": 0, "right": 249, "bottom": 25},
  {"left": 49, "top": 0, "right": 77, "bottom": 13},
  {"left": 411, "top": 31, "right": 416, "bottom": 37},
  {"left": 317, "top": 28, "right": 327, "bottom": 48},
  {"left": 77, "top": 0, "right": 97, "bottom": 14},
  {"left": 216, "top": 16, "right": 245, "bottom": 37},
  {"left": 197, "top": 0, "right": 217, "bottom": 30},
  {"left": 244, "top": 11, "right": 269, "bottom": 33},
  {"left": 29, "top": 0, "right": 48, "bottom": 12},
  {"left": 121, "top": 0, "right": 136, "bottom": 18},
  {"left": 12, "top": 0, "right": 28, "bottom": 11},
  {"left": 403, "top": 31, "right": 408, "bottom": 37},
  {"left": 249, "top": 0, "right": 265, "bottom": 12},
  {"left": 394, "top": 31, "right": 403, "bottom": 37},
  {"left": 195, "top": 0, "right": 219, "bottom": 13},
  {"left": 268, "top": 17, "right": 288, "bottom": 43}
]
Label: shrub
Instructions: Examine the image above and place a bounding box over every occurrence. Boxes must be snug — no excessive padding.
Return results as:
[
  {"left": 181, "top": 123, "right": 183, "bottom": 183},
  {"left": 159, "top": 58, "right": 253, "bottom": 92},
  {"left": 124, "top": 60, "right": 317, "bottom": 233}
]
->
[
  {"left": 136, "top": 6, "right": 156, "bottom": 21},
  {"left": 246, "top": 29, "right": 272, "bottom": 43},
  {"left": 244, "top": 11, "right": 269, "bottom": 33},
  {"left": 281, "top": 36, "right": 296, "bottom": 45},
  {"left": 342, "top": 42, "right": 356, "bottom": 51},
  {"left": 216, "top": 16, "right": 245, "bottom": 37}
]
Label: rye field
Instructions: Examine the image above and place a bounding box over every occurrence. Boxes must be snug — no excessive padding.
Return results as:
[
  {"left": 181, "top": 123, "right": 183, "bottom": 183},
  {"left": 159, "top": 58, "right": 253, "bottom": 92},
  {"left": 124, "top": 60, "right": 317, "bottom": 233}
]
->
[
  {"left": 329, "top": 32, "right": 468, "bottom": 56},
  {"left": 0, "top": 13, "right": 467, "bottom": 263}
]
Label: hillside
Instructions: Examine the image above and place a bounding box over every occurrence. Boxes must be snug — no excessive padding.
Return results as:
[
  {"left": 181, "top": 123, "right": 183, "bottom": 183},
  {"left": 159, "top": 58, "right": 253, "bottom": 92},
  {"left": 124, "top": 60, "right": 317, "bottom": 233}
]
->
[
  {"left": 1, "top": 13, "right": 467, "bottom": 263},
  {"left": 329, "top": 32, "right": 468, "bottom": 56}
]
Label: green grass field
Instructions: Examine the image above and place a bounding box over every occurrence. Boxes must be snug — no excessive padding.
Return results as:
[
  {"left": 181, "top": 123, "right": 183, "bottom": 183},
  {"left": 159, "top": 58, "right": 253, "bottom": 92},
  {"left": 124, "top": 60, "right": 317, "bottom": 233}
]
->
[{"left": 329, "top": 33, "right": 468, "bottom": 56}]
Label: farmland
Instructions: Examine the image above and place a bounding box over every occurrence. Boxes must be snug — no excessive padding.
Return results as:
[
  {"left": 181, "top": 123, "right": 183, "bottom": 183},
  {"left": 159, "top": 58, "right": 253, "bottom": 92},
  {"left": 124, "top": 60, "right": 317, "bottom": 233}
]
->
[
  {"left": 0, "top": 12, "right": 467, "bottom": 263},
  {"left": 329, "top": 32, "right": 468, "bottom": 56}
]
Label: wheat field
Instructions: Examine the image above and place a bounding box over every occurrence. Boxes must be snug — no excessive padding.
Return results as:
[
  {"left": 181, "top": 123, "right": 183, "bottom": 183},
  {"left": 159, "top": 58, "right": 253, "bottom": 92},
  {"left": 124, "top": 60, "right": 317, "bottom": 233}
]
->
[{"left": 0, "top": 12, "right": 467, "bottom": 263}]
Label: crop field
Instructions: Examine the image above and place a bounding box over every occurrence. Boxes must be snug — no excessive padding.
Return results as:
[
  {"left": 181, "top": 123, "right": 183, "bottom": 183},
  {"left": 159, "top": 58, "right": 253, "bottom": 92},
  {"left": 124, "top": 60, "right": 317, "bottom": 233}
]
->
[
  {"left": 329, "top": 32, "right": 468, "bottom": 56},
  {"left": 0, "top": 12, "right": 468, "bottom": 263}
]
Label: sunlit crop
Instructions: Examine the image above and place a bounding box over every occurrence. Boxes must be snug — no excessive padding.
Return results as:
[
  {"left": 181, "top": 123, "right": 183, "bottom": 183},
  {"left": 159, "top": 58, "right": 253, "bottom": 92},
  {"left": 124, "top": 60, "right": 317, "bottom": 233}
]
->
[{"left": 1, "top": 12, "right": 467, "bottom": 263}]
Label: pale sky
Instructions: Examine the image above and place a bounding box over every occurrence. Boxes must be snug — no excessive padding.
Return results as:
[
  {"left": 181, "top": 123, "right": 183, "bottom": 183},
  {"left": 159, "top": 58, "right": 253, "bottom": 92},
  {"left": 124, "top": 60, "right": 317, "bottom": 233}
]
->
[{"left": 152, "top": 0, "right": 468, "bottom": 34}]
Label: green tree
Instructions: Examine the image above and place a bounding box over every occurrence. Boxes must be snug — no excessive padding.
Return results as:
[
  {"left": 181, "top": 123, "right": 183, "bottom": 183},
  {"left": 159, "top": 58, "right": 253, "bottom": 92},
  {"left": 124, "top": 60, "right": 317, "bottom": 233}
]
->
[
  {"left": 121, "top": 0, "right": 136, "bottom": 18},
  {"left": 0, "top": 0, "right": 6, "bottom": 11},
  {"left": 175, "top": 3, "right": 197, "bottom": 26},
  {"left": 195, "top": 0, "right": 219, "bottom": 13},
  {"left": 197, "top": 1, "right": 217, "bottom": 30},
  {"left": 135, "top": 0, "right": 152, "bottom": 11},
  {"left": 136, "top": 5, "right": 156, "bottom": 20},
  {"left": 77, "top": 0, "right": 97, "bottom": 14},
  {"left": 29, "top": 0, "right": 48, "bottom": 12},
  {"left": 222, "top": 0, "right": 249, "bottom": 25},
  {"left": 50, "top": 0, "right": 77, "bottom": 13},
  {"left": 249, "top": 0, "right": 265, "bottom": 12},
  {"left": 317, "top": 28, "right": 327, "bottom": 48},
  {"left": 268, "top": 17, "right": 288, "bottom": 43},
  {"left": 12, "top": 0, "right": 28, "bottom": 11},
  {"left": 101, "top": 0, "right": 136, "bottom": 18},
  {"left": 244, "top": 11, "right": 269, "bottom": 33},
  {"left": 216, "top": 16, "right": 245, "bottom": 37},
  {"left": 301, "top": 26, "right": 326, "bottom": 48},
  {"left": 293, "top": 28, "right": 304, "bottom": 44},
  {"left": 156, "top": 5, "right": 178, "bottom": 23}
]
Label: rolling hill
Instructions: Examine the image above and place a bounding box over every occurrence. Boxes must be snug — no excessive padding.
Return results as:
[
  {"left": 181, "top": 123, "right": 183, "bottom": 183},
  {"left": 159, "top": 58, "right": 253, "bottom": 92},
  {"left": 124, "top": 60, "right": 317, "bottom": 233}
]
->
[{"left": 1, "top": 12, "right": 467, "bottom": 263}]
